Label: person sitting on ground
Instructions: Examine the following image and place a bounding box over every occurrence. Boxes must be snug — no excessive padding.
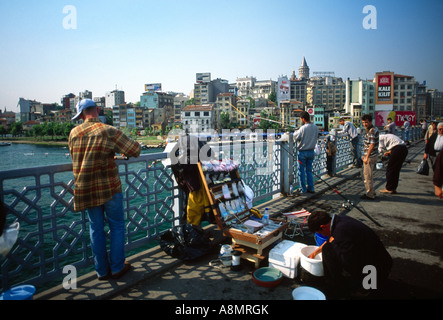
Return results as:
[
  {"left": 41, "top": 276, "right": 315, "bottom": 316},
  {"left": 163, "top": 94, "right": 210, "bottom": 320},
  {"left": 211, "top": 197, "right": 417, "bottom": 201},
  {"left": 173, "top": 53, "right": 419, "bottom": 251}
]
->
[{"left": 307, "top": 210, "right": 392, "bottom": 298}]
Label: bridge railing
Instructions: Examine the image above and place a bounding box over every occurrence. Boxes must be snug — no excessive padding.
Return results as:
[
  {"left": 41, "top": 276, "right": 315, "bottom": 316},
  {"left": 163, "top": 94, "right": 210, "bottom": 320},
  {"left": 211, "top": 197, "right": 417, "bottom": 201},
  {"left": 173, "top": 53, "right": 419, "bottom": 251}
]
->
[{"left": 0, "top": 126, "right": 421, "bottom": 292}]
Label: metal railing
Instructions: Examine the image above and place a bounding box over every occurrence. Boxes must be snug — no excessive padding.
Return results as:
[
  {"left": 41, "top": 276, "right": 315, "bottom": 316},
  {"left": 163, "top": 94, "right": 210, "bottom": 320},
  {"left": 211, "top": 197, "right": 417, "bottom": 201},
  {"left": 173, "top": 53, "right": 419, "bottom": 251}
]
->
[{"left": 0, "top": 127, "right": 421, "bottom": 292}]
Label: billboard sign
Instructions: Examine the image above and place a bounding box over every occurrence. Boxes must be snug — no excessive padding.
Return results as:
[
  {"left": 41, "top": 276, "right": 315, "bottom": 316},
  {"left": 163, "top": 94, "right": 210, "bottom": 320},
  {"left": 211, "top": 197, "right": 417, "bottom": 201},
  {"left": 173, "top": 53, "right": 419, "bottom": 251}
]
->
[
  {"left": 277, "top": 76, "right": 290, "bottom": 106},
  {"left": 375, "top": 111, "right": 416, "bottom": 127},
  {"left": 375, "top": 72, "right": 394, "bottom": 108},
  {"left": 145, "top": 83, "right": 162, "bottom": 92}
]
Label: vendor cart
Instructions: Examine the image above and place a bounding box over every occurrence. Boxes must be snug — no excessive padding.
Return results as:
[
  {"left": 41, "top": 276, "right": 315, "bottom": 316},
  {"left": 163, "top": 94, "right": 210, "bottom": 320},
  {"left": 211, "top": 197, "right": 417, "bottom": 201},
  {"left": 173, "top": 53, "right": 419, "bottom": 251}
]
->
[{"left": 197, "top": 161, "right": 288, "bottom": 267}]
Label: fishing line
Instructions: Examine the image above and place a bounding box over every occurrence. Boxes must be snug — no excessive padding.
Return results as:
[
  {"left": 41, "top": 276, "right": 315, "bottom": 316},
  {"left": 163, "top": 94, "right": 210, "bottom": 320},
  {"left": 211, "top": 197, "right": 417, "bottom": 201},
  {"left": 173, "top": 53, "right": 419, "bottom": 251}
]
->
[{"left": 279, "top": 142, "right": 382, "bottom": 227}]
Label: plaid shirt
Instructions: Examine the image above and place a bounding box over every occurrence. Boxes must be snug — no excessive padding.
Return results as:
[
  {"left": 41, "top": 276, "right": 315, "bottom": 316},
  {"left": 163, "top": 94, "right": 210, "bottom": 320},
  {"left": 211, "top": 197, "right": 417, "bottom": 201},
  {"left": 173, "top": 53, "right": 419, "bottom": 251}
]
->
[
  {"left": 68, "top": 118, "right": 141, "bottom": 212},
  {"left": 363, "top": 126, "right": 379, "bottom": 158}
]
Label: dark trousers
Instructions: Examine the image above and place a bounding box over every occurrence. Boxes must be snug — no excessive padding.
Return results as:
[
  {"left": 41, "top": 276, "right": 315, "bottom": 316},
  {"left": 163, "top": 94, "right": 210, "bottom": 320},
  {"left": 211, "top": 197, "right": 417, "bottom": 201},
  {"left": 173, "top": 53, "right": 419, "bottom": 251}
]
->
[{"left": 386, "top": 145, "right": 408, "bottom": 191}]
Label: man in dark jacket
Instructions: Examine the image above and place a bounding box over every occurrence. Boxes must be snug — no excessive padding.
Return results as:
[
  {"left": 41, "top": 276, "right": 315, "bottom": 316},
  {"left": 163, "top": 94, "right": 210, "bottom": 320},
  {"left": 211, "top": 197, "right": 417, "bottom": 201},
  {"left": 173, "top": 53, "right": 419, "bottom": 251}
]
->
[{"left": 308, "top": 211, "right": 392, "bottom": 298}]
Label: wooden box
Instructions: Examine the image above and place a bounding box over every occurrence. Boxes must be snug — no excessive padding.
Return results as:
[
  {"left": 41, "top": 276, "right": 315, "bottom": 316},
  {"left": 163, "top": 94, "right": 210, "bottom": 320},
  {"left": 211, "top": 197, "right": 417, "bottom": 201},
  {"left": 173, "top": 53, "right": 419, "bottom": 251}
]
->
[{"left": 198, "top": 162, "right": 287, "bottom": 266}]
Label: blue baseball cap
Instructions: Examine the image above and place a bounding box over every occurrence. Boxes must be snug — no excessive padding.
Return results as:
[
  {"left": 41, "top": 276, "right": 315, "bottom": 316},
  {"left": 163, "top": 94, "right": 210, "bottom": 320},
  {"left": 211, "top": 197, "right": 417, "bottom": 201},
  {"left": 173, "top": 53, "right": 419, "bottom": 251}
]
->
[{"left": 72, "top": 99, "right": 97, "bottom": 121}]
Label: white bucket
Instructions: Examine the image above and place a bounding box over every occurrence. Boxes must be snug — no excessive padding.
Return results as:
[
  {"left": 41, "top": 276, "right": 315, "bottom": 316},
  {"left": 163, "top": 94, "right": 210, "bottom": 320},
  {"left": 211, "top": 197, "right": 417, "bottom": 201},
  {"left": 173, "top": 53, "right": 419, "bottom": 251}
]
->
[{"left": 300, "top": 246, "right": 324, "bottom": 277}]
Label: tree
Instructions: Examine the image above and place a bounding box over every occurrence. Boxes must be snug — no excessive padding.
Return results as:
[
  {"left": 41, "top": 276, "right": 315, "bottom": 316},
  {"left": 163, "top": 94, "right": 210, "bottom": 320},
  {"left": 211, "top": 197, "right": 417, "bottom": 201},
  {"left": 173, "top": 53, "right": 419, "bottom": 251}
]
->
[
  {"left": 0, "top": 125, "right": 6, "bottom": 137},
  {"left": 220, "top": 112, "right": 230, "bottom": 129},
  {"left": 259, "top": 110, "right": 280, "bottom": 131},
  {"left": 10, "top": 121, "right": 23, "bottom": 136},
  {"left": 268, "top": 92, "right": 277, "bottom": 104}
]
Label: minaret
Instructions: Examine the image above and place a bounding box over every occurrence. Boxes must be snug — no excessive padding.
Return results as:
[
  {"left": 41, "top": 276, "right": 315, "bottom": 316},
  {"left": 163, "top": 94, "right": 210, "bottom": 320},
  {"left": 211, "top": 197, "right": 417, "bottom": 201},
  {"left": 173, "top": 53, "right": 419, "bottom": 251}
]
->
[{"left": 298, "top": 56, "right": 310, "bottom": 80}]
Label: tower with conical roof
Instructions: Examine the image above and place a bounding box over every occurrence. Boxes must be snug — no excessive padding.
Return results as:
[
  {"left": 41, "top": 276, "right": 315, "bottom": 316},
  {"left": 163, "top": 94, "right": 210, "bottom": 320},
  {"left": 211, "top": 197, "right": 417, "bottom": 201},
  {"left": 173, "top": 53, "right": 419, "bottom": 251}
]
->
[{"left": 298, "top": 56, "right": 310, "bottom": 80}]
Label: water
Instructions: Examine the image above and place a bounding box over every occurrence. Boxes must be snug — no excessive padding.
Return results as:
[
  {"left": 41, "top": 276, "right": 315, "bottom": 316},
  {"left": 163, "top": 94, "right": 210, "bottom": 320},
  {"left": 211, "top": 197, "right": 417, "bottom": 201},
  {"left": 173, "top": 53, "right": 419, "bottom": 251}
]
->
[
  {"left": 0, "top": 142, "right": 170, "bottom": 291},
  {"left": 0, "top": 143, "right": 72, "bottom": 171}
]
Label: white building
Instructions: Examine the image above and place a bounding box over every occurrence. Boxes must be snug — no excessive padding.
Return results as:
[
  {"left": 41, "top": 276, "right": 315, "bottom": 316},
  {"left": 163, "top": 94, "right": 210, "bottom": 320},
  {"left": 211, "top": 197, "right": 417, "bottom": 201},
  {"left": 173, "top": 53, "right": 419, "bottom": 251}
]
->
[
  {"left": 345, "top": 78, "right": 376, "bottom": 119},
  {"left": 182, "top": 104, "right": 214, "bottom": 133},
  {"left": 105, "top": 90, "right": 125, "bottom": 108}
]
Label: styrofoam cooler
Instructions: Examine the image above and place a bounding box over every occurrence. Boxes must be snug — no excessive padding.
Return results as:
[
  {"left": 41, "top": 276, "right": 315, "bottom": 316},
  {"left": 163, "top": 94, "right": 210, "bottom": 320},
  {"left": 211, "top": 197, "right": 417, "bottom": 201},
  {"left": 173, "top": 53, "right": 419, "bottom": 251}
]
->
[{"left": 268, "top": 240, "right": 307, "bottom": 279}]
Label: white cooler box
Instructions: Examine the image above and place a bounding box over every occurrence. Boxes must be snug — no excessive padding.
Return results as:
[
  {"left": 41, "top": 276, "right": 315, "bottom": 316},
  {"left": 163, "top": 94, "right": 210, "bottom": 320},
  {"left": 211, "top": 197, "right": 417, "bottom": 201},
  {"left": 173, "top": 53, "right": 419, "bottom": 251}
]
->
[{"left": 268, "top": 240, "right": 307, "bottom": 279}]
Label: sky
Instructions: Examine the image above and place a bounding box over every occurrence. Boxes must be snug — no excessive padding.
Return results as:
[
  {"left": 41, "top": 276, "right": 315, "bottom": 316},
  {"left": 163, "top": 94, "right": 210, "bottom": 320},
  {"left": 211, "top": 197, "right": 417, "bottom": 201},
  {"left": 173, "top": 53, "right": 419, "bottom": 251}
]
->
[{"left": 1, "top": 0, "right": 442, "bottom": 112}]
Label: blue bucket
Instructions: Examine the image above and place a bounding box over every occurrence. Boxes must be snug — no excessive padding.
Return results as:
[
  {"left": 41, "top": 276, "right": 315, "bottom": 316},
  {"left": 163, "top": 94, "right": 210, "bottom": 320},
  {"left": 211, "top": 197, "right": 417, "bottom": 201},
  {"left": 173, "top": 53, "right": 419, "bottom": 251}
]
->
[
  {"left": 0, "top": 285, "right": 36, "bottom": 300},
  {"left": 314, "top": 233, "right": 329, "bottom": 246}
]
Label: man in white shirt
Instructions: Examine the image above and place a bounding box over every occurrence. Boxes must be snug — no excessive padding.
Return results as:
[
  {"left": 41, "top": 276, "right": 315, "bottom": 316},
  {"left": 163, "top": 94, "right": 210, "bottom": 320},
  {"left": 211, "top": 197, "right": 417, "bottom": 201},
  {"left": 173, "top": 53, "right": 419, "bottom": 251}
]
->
[
  {"left": 339, "top": 118, "right": 362, "bottom": 168},
  {"left": 378, "top": 134, "right": 408, "bottom": 194},
  {"left": 294, "top": 111, "right": 319, "bottom": 193}
]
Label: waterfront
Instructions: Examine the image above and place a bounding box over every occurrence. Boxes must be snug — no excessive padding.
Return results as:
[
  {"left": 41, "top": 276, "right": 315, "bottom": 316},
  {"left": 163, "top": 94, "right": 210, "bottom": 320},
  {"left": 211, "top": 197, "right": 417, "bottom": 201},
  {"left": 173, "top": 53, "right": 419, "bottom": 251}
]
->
[{"left": 0, "top": 142, "right": 172, "bottom": 291}]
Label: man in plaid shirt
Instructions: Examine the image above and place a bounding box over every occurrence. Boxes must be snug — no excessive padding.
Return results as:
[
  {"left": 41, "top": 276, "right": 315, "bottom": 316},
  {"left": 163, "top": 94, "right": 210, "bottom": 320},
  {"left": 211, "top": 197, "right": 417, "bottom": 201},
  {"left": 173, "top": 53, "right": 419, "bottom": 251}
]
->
[
  {"left": 361, "top": 114, "right": 379, "bottom": 200},
  {"left": 69, "top": 99, "right": 141, "bottom": 280}
]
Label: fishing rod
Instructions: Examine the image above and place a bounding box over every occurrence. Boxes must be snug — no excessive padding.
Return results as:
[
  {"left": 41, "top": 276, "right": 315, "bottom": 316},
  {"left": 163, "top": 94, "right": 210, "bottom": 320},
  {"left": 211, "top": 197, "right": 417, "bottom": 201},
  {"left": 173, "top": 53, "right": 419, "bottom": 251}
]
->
[
  {"left": 279, "top": 142, "right": 382, "bottom": 227},
  {"left": 227, "top": 101, "right": 297, "bottom": 128}
]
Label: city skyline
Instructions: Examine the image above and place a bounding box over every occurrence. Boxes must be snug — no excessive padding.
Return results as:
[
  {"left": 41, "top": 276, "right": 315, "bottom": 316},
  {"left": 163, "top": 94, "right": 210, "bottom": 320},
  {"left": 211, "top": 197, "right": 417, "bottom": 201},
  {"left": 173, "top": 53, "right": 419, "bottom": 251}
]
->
[{"left": 1, "top": 0, "right": 442, "bottom": 112}]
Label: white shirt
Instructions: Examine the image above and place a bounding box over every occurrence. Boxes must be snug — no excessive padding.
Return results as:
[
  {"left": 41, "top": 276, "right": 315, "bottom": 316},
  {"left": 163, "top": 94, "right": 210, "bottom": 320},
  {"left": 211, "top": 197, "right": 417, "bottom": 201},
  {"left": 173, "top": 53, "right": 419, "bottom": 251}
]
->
[
  {"left": 342, "top": 121, "right": 358, "bottom": 139},
  {"left": 379, "top": 134, "right": 406, "bottom": 153}
]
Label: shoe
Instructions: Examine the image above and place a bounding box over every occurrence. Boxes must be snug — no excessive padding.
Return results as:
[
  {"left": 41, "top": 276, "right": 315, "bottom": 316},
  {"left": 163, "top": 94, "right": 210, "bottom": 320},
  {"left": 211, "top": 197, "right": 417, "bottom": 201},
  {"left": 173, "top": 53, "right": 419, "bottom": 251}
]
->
[
  {"left": 379, "top": 189, "right": 397, "bottom": 194},
  {"left": 111, "top": 262, "right": 132, "bottom": 279},
  {"left": 98, "top": 273, "right": 111, "bottom": 281},
  {"left": 360, "top": 194, "right": 375, "bottom": 200},
  {"left": 307, "top": 190, "right": 315, "bottom": 194}
]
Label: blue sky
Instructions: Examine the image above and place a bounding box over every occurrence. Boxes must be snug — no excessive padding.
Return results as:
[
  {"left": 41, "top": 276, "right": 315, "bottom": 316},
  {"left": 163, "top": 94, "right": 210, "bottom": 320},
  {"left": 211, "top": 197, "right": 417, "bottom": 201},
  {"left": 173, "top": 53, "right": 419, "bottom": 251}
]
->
[{"left": 1, "top": 0, "right": 442, "bottom": 112}]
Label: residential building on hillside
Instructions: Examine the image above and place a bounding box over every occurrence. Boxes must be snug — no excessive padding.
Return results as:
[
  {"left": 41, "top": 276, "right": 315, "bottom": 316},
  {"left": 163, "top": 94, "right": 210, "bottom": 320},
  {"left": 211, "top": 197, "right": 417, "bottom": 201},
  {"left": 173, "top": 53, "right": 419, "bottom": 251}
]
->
[
  {"left": 427, "top": 89, "right": 443, "bottom": 118},
  {"left": 182, "top": 105, "right": 214, "bottom": 133},
  {"left": 414, "top": 83, "right": 427, "bottom": 120},
  {"left": 393, "top": 74, "right": 416, "bottom": 111},
  {"left": 105, "top": 90, "right": 125, "bottom": 108},
  {"left": 345, "top": 78, "right": 376, "bottom": 121},
  {"left": 307, "top": 76, "right": 346, "bottom": 110},
  {"left": 194, "top": 77, "right": 230, "bottom": 105}
]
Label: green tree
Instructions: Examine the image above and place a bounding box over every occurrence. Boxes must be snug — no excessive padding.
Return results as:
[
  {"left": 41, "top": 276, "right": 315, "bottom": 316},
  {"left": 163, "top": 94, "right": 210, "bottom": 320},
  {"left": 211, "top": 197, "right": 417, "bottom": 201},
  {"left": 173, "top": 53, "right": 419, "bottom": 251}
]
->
[
  {"left": 10, "top": 121, "right": 23, "bottom": 136},
  {"left": 0, "top": 125, "right": 6, "bottom": 136},
  {"left": 259, "top": 110, "right": 280, "bottom": 131},
  {"left": 268, "top": 92, "right": 277, "bottom": 104},
  {"left": 220, "top": 111, "right": 230, "bottom": 129}
]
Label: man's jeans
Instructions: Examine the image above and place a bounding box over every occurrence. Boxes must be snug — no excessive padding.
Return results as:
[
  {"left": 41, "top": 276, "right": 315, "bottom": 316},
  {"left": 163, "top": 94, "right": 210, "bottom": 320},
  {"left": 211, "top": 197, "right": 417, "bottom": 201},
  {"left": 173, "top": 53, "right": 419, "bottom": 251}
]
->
[
  {"left": 351, "top": 137, "right": 362, "bottom": 166},
  {"left": 87, "top": 192, "right": 125, "bottom": 277},
  {"left": 298, "top": 149, "right": 315, "bottom": 193}
]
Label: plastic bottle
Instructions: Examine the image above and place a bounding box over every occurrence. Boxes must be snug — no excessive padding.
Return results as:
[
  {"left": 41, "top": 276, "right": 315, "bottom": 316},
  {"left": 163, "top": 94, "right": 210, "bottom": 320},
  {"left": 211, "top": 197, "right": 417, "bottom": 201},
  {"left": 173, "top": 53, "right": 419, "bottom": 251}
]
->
[{"left": 263, "top": 208, "right": 269, "bottom": 225}]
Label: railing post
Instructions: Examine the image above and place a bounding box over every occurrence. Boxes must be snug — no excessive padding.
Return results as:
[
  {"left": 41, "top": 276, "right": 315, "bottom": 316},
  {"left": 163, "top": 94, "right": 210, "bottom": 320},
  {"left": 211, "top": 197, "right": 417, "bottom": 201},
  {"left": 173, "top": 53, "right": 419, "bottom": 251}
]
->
[{"left": 280, "top": 140, "right": 289, "bottom": 195}]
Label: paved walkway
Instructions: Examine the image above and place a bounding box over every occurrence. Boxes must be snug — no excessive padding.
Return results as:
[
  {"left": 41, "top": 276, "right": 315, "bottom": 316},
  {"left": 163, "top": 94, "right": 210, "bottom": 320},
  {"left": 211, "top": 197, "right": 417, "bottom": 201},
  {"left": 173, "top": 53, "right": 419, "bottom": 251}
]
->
[{"left": 35, "top": 140, "right": 443, "bottom": 300}]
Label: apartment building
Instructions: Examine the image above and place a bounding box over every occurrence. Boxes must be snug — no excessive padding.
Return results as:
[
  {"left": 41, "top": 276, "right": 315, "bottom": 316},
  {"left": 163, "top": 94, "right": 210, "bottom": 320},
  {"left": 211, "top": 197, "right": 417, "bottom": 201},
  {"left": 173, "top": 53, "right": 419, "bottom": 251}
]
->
[
  {"left": 345, "top": 78, "right": 376, "bottom": 121},
  {"left": 182, "top": 105, "right": 214, "bottom": 133},
  {"left": 106, "top": 90, "right": 125, "bottom": 109},
  {"left": 307, "top": 76, "right": 346, "bottom": 111}
]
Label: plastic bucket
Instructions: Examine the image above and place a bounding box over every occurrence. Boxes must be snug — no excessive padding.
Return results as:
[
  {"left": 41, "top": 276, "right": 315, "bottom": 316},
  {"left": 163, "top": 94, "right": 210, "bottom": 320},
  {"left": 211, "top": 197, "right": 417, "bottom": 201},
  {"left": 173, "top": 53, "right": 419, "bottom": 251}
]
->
[
  {"left": 0, "top": 285, "right": 36, "bottom": 300},
  {"left": 300, "top": 246, "right": 324, "bottom": 277},
  {"left": 314, "top": 233, "right": 329, "bottom": 246}
]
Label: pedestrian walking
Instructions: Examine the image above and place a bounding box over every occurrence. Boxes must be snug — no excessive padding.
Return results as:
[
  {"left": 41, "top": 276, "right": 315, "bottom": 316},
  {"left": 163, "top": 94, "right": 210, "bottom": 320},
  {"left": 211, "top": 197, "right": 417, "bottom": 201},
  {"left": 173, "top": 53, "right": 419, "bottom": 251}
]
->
[
  {"left": 293, "top": 111, "right": 319, "bottom": 193},
  {"left": 361, "top": 114, "right": 379, "bottom": 200},
  {"left": 339, "top": 118, "right": 362, "bottom": 168},
  {"left": 69, "top": 99, "right": 141, "bottom": 280},
  {"left": 378, "top": 134, "right": 408, "bottom": 194}
]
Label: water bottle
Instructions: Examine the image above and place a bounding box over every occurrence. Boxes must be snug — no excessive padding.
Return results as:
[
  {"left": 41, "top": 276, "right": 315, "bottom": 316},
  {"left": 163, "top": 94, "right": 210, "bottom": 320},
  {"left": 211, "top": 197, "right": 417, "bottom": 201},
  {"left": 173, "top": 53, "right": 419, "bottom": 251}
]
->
[
  {"left": 289, "top": 183, "right": 294, "bottom": 195},
  {"left": 263, "top": 208, "right": 269, "bottom": 225}
]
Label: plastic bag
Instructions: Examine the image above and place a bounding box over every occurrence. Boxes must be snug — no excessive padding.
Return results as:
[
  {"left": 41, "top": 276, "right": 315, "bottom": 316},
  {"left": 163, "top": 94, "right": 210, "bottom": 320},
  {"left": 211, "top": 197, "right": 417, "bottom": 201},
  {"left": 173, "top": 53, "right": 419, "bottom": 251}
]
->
[
  {"left": 417, "top": 159, "right": 429, "bottom": 176},
  {"left": 0, "top": 222, "right": 19, "bottom": 258},
  {"left": 314, "top": 143, "right": 321, "bottom": 156},
  {"left": 159, "top": 224, "right": 212, "bottom": 261}
]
